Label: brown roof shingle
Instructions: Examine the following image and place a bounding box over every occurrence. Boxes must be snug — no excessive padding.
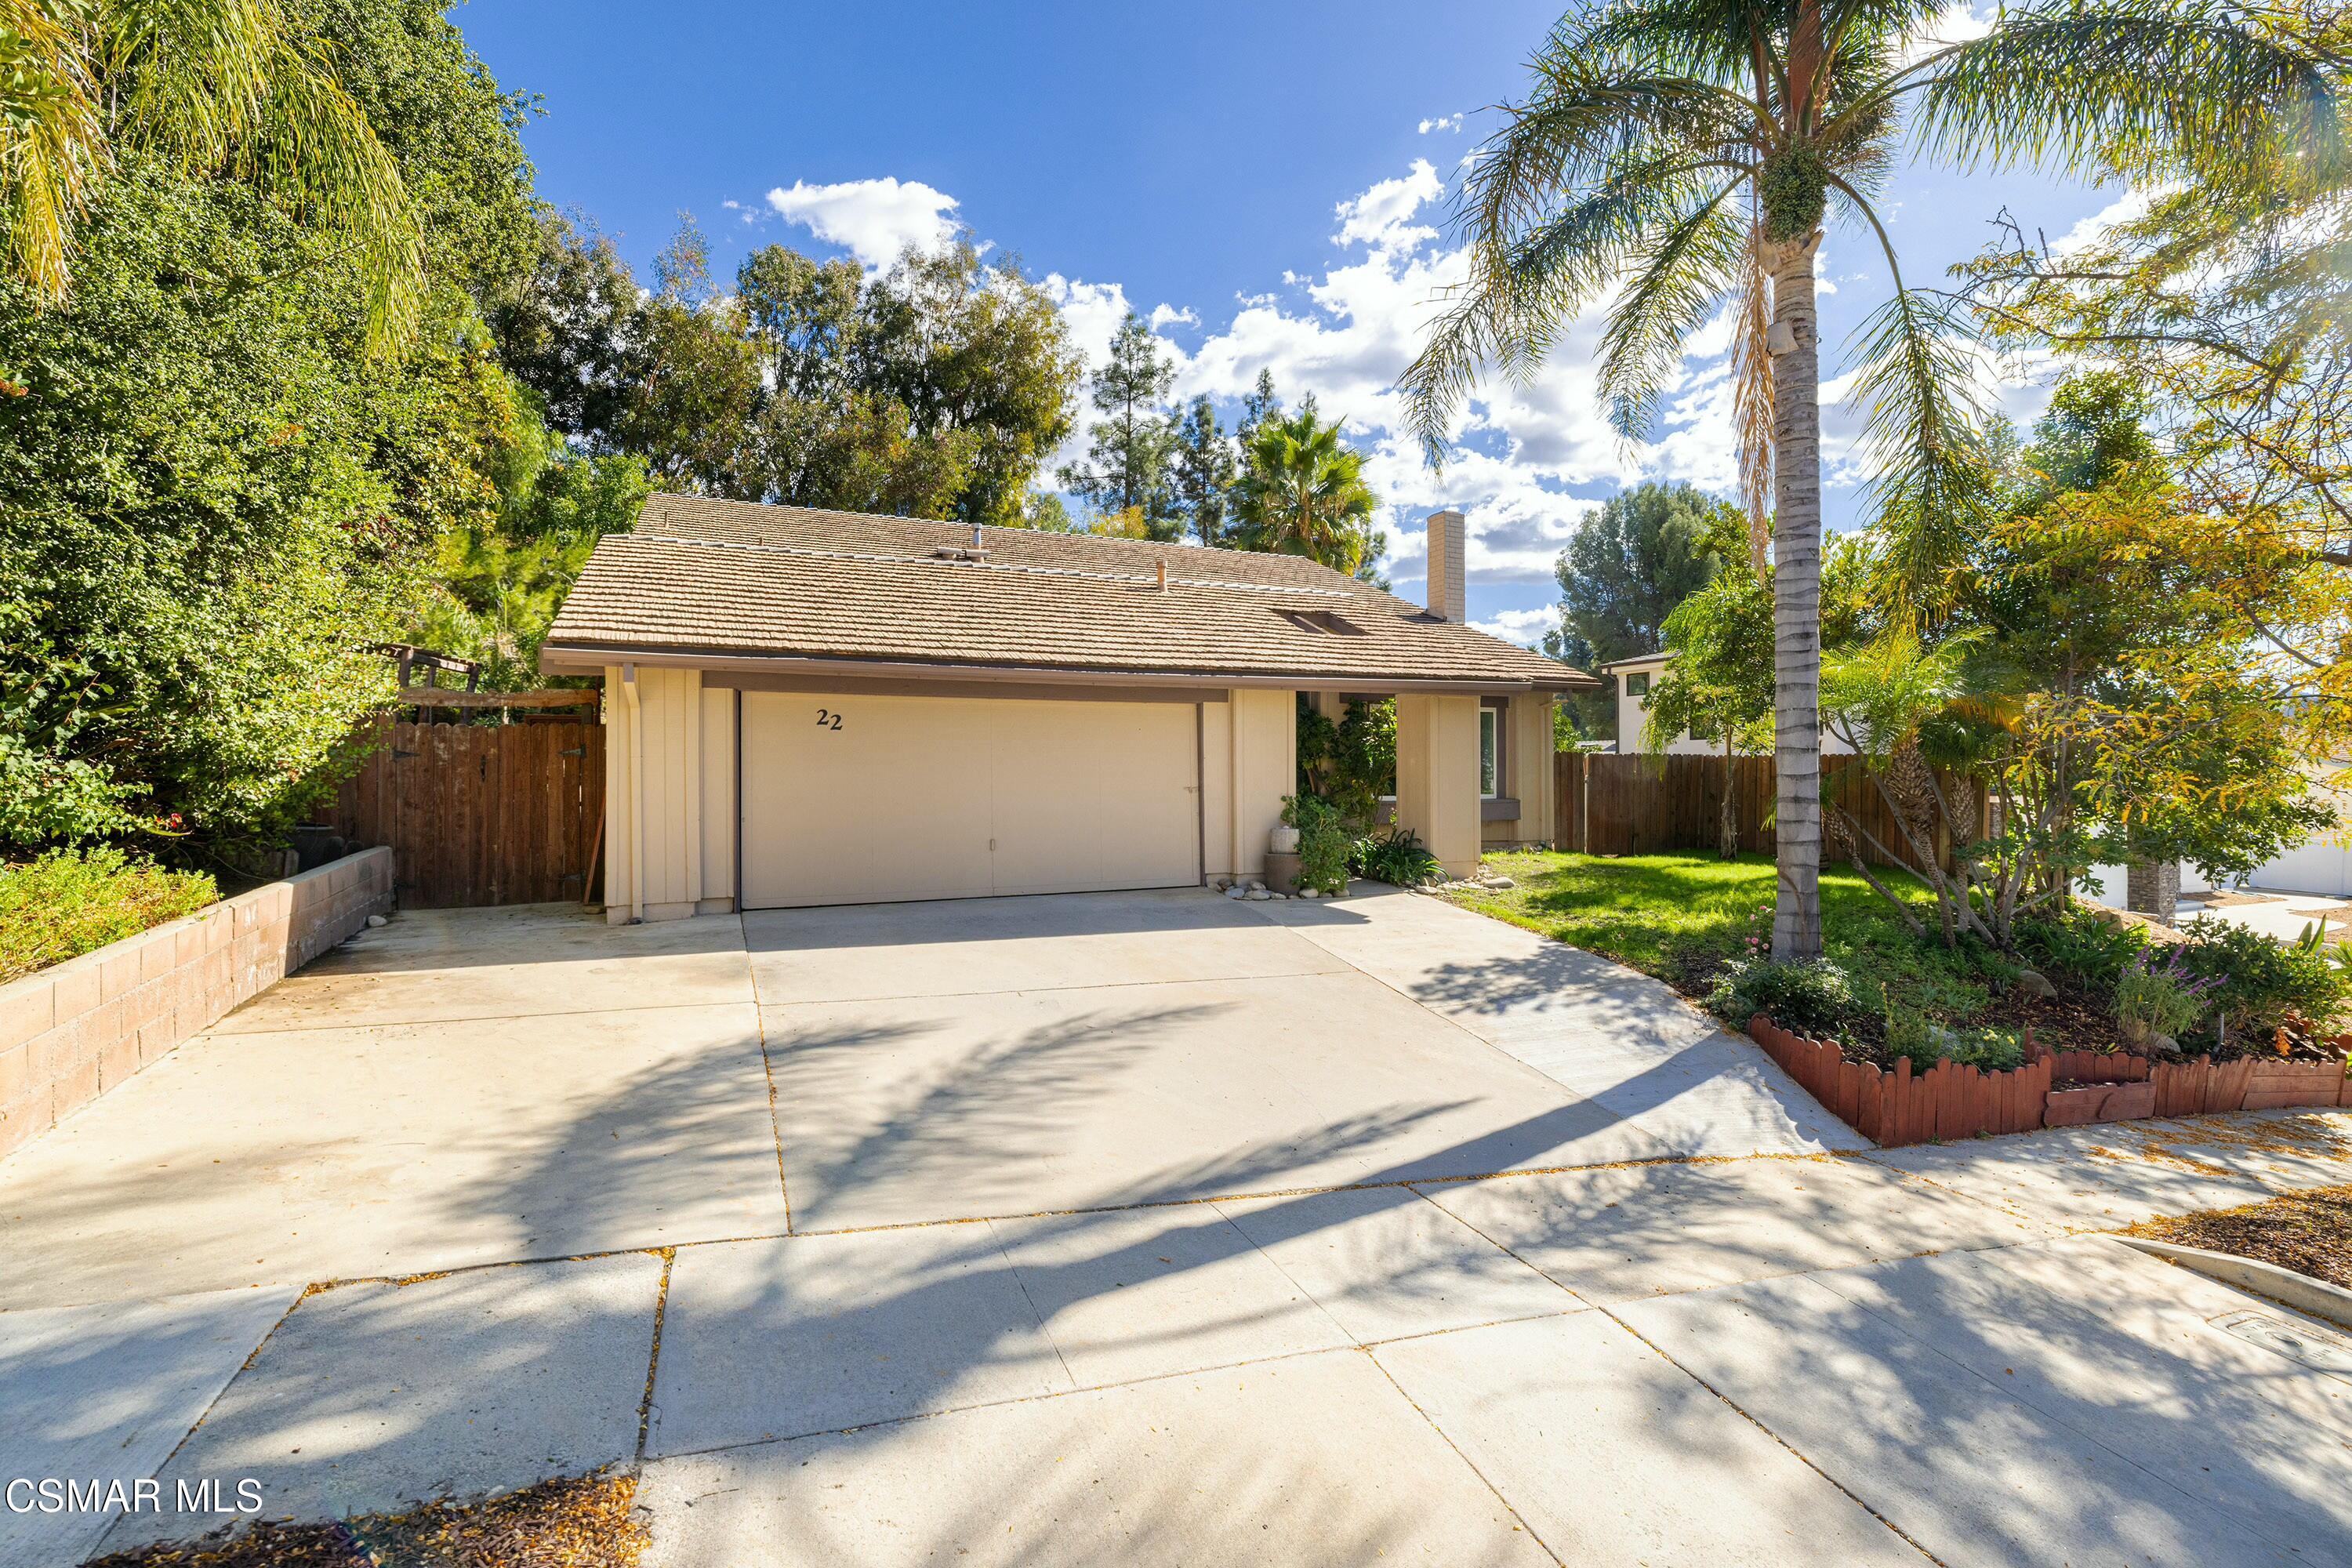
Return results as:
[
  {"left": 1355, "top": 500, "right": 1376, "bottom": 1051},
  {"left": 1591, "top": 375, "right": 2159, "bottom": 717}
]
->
[{"left": 543, "top": 495, "right": 1596, "bottom": 691}]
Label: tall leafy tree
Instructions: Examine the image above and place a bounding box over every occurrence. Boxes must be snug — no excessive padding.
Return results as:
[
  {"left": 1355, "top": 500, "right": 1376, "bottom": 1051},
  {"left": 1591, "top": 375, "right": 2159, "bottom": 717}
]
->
[
  {"left": 1649, "top": 528, "right": 1774, "bottom": 858},
  {"left": 1060, "top": 311, "right": 1179, "bottom": 535},
  {"left": 1552, "top": 482, "right": 1735, "bottom": 662},
  {"left": 492, "top": 221, "right": 1079, "bottom": 526},
  {"left": 0, "top": 1, "right": 536, "bottom": 852},
  {"left": 0, "top": 0, "right": 426, "bottom": 348},
  {"left": 1400, "top": 0, "right": 2334, "bottom": 960},
  {"left": 1231, "top": 408, "right": 1380, "bottom": 573},
  {"left": 1171, "top": 394, "right": 1237, "bottom": 545}
]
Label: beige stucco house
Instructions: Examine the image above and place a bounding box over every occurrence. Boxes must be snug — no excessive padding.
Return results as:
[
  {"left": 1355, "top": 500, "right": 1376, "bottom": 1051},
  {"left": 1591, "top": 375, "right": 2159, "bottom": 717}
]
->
[{"left": 542, "top": 498, "right": 1595, "bottom": 921}]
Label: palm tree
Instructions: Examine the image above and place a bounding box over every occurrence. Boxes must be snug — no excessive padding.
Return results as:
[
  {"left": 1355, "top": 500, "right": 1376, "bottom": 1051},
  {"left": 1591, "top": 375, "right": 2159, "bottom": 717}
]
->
[
  {"left": 1233, "top": 408, "right": 1380, "bottom": 574},
  {"left": 0, "top": 0, "right": 421, "bottom": 347},
  {"left": 1401, "top": 0, "right": 2335, "bottom": 961}
]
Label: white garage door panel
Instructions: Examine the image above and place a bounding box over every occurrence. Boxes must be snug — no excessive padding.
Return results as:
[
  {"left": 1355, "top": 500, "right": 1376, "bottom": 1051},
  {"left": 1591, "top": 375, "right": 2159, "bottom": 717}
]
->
[
  {"left": 989, "top": 701, "right": 1199, "bottom": 896},
  {"left": 742, "top": 692, "right": 1199, "bottom": 909}
]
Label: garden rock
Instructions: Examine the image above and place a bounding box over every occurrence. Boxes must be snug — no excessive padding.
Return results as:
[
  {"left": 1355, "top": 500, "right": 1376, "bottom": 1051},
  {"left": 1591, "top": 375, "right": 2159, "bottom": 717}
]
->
[
  {"left": 2014, "top": 968, "right": 2057, "bottom": 999},
  {"left": 1224, "top": 886, "right": 1247, "bottom": 900},
  {"left": 365, "top": 914, "right": 387, "bottom": 928},
  {"left": 1247, "top": 889, "right": 1272, "bottom": 901},
  {"left": 1479, "top": 877, "right": 1516, "bottom": 891}
]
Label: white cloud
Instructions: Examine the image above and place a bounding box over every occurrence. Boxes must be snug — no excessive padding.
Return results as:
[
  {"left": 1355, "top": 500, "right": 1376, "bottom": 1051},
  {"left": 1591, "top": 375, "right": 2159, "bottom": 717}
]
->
[
  {"left": 1046, "top": 155, "right": 2042, "bottom": 587},
  {"left": 1473, "top": 608, "right": 1560, "bottom": 648},
  {"left": 1149, "top": 303, "right": 1200, "bottom": 331},
  {"left": 1332, "top": 158, "right": 1443, "bottom": 249},
  {"left": 764, "top": 176, "right": 960, "bottom": 268},
  {"left": 1417, "top": 113, "right": 1464, "bottom": 135}
]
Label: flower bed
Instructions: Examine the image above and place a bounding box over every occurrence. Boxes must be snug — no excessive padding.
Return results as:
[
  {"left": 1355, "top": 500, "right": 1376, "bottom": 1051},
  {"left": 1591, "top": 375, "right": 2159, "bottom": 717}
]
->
[{"left": 1749, "top": 1014, "right": 2350, "bottom": 1147}]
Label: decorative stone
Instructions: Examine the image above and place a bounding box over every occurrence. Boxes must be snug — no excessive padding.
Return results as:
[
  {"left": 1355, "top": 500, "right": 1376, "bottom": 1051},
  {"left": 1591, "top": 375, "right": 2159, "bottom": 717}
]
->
[
  {"left": 365, "top": 914, "right": 388, "bottom": 928},
  {"left": 1247, "top": 889, "right": 1272, "bottom": 901},
  {"left": 1224, "top": 885, "right": 1247, "bottom": 900},
  {"left": 2014, "top": 968, "right": 2057, "bottom": 999},
  {"left": 1479, "top": 877, "right": 1516, "bottom": 891}
]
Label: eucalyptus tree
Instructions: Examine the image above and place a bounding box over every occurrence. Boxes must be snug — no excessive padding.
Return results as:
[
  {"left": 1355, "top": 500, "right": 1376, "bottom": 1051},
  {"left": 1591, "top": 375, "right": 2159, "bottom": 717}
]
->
[
  {"left": 0, "top": 0, "right": 421, "bottom": 347},
  {"left": 1401, "top": 0, "right": 2335, "bottom": 960}
]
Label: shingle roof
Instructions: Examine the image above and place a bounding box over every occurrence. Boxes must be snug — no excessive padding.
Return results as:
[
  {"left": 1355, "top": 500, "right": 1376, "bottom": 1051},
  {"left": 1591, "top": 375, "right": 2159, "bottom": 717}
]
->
[{"left": 543, "top": 494, "right": 1598, "bottom": 691}]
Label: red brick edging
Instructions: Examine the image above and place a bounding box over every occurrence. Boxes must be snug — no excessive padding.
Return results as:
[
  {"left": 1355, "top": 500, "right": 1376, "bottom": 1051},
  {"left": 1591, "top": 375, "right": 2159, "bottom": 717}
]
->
[{"left": 1748, "top": 1014, "right": 2349, "bottom": 1147}]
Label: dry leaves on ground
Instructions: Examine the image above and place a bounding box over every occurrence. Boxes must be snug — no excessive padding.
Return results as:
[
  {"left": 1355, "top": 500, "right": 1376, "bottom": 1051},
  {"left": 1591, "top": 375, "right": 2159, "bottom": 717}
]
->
[
  {"left": 2129, "top": 1183, "right": 2352, "bottom": 1290},
  {"left": 83, "top": 1473, "right": 648, "bottom": 1568}
]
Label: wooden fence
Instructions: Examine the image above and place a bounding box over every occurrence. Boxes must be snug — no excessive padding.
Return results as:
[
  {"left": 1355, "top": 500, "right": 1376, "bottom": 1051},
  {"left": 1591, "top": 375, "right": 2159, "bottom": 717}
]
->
[
  {"left": 314, "top": 721, "right": 604, "bottom": 909},
  {"left": 1553, "top": 752, "right": 1981, "bottom": 869}
]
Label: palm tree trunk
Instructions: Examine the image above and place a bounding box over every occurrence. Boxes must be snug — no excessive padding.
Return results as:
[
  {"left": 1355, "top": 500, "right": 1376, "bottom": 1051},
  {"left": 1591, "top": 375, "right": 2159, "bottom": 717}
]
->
[{"left": 1766, "top": 236, "right": 1824, "bottom": 962}]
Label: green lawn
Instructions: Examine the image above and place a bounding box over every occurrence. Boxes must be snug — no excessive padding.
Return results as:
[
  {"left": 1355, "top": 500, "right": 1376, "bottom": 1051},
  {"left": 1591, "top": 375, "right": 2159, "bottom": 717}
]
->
[{"left": 1451, "top": 849, "right": 2000, "bottom": 1025}]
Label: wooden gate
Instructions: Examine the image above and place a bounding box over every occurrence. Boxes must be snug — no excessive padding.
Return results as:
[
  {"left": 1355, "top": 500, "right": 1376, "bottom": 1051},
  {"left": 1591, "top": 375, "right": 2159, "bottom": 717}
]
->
[{"left": 317, "top": 722, "right": 604, "bottom": 908}]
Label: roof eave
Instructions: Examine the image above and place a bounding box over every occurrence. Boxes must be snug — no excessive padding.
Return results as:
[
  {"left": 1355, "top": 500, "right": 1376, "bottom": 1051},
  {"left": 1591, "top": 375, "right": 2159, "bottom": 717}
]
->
[{"left": 539, "top": 639, "right": 1600, "bottom": 695}]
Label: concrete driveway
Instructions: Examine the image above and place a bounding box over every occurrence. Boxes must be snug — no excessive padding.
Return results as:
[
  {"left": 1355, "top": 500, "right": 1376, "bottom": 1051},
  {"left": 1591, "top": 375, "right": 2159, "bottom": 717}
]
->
[{"left": 4, "top": 886, "right": 2350, "bottom": 1566}]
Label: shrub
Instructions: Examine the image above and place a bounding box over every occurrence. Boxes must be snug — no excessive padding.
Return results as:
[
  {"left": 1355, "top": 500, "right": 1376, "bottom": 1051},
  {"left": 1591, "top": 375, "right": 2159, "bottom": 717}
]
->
[
  {"left": 1706, "top": 956, "right": 1857, "bottom": 1038},
  {"left": 1883, "top": 1006, "right": 2026, "bottom": 1073},
  {"left": 1350, "top": 826, "right": 1440, "bottom": 887},
  {"left": 1280, "top": 793, "right": 1351, "bottom": 895},
  {"left": 2016, "top": 906, "right": 2147, "bottom": 992},
  {"left": 2179, "top": 915, "right": 2344, "bottom": 1047},
  {"left": 2111, "top": 948, "right": 2212, "bottom": 1045},
  {"left": 0, "top": 846, "right": 218, "bottom": 984}
]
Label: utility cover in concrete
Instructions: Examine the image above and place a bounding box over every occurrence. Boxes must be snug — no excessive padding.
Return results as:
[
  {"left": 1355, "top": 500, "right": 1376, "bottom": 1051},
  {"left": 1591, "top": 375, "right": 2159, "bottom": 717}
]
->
[
  {"left": 104, "top": 1253, "right": 662, "bottom": 1552},
  {"left": 0, "top": 1285, "right": 299, "bottom": 1568}
]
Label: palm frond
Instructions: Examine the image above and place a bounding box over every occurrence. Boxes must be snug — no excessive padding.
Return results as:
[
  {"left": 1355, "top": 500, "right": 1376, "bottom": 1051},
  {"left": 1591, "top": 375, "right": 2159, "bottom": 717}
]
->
[
  {"left": 1846, "top": 283, "right": 1996, "bottom": 619},
  {"left": 1731, "top": 207, "right": 1774, "bottom": 565},
  {"left": 104, "top": 0, "right": 279, "bottom": 173},
  {"left": 1598, "top": 172, "right": 1750, "bottom": 441},
  {"left": 0, "top": 0, "right": 103, "bottom": 303},
  {"left": 1911, "top": 0, "right": 2342, "bottom": 183},
  {"left": 241, "top": 39, "right": 423, "bottom": 350}
]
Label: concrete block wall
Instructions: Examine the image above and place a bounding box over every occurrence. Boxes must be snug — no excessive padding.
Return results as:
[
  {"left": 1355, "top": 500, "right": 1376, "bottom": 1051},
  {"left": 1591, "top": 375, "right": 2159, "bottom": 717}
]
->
[{"left": 0, "top": 847, "right": 394, "bottom": 1160}]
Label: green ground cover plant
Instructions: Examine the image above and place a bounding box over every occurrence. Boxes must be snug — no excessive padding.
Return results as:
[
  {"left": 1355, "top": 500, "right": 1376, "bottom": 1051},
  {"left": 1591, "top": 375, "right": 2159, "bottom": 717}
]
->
[{"left": 0, "top": 847, "right": 218, "bottom": 984}]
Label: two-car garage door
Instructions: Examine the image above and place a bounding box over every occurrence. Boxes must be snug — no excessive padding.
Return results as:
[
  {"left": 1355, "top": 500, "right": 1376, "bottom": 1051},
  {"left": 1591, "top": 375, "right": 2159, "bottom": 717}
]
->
[{"left": 739, "top": 691, "right": 1201, "bottom": 909}]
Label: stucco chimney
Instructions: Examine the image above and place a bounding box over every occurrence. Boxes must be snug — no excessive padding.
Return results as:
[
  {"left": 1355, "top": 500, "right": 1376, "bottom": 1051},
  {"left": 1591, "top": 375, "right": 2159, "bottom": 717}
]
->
[{"left": 1425, "top": 510, "right": 1466, "bottom": 622}]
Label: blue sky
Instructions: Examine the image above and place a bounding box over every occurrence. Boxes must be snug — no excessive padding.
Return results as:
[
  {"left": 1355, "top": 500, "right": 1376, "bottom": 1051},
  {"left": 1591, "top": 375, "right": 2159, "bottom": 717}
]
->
[{"left": 457, "top": 1, "right": 2131, "bottom": 644}]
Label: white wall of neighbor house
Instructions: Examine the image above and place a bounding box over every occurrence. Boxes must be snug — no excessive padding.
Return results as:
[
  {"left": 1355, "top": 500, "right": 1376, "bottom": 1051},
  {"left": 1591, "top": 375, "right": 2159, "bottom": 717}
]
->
[{"left": 1613, "top": 655, "right": 1854, "bottom": 757}]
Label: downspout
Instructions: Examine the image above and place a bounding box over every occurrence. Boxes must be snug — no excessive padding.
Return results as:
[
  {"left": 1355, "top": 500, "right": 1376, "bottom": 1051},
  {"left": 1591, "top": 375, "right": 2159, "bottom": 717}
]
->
[{"left": 619, "top": 662, "right": 644, "bottom": 924}]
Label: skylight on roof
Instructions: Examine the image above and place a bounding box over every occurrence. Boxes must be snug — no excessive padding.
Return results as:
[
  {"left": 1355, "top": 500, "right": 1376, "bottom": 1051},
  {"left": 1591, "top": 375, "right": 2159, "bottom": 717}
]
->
[{"left": 1272, "top": 608, "right": 1365, "bottom": 637}]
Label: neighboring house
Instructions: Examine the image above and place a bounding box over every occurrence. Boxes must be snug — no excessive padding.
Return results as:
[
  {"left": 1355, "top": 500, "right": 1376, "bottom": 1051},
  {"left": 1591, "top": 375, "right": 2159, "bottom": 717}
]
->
[
  {"left": 543, "top": 500, "right": 1596, "bottom": 919},
  {"left": 1599, "top": 650, "right": 1855, "bottom": 757}
]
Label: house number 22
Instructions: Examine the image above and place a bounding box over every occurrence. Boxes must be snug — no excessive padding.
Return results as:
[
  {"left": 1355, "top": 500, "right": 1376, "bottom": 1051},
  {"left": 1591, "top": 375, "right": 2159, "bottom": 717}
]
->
[{"left": 815, "top": 708, "right": 844, "bottom": 730}]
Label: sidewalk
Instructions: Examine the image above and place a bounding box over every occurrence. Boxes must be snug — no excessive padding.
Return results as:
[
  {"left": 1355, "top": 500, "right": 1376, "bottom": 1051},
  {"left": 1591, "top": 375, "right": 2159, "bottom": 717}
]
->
[{"left": 10, "top": 1105, "right": 2346, "bottom": 1567}]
